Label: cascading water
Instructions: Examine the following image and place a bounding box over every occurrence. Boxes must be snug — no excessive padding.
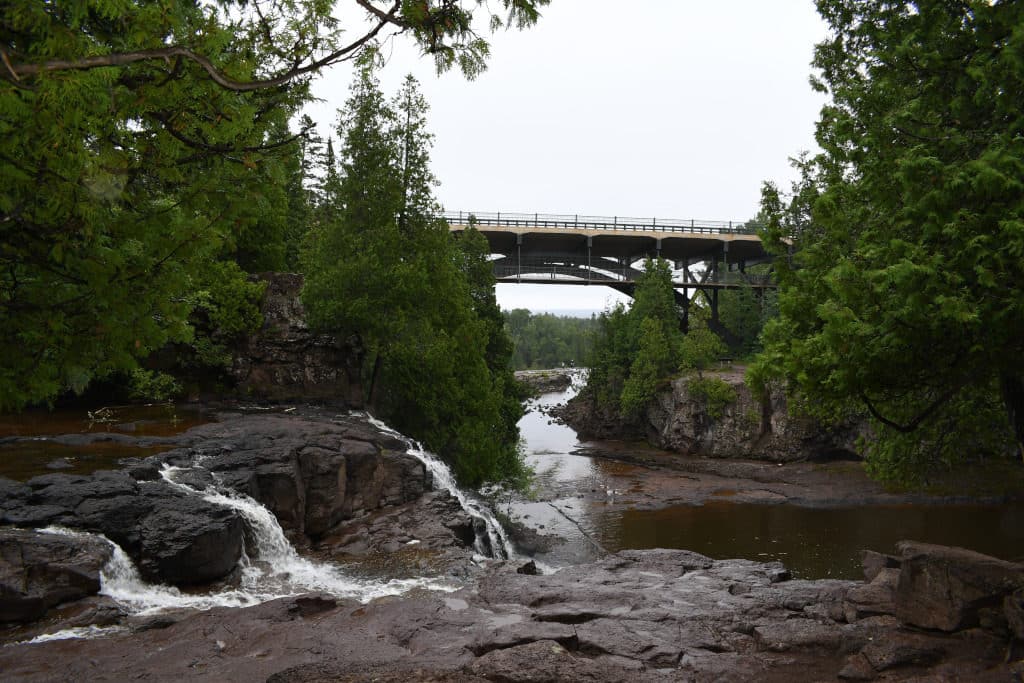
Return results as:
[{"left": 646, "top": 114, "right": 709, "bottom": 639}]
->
[
  {"left": 159, "top": 466, "right": 455, "bottom": 601},
  {"left": 362, "top": 414, "right": 516, "bottom": 560},
  {"left": 18, "top": 415, "right": 503, "bottom": 642}
]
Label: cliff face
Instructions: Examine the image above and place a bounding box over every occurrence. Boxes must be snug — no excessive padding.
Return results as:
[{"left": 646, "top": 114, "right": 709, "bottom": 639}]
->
[
  {"left": 561, "top": 370, "right": 863, "bottom": 462},
  {"left": 231, "top": 273, "right": 363, "bottom": 405}
]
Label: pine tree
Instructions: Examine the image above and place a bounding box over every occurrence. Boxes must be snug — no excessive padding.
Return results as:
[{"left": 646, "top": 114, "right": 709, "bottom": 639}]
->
[{"left": 300, "top": 66, "right": 524, "bottom": 486}]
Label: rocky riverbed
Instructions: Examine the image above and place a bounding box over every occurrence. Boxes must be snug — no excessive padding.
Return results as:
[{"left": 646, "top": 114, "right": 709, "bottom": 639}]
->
[
  {"left": 3, "top": 541, "right": 1023, "bottom": 681},
  {"left": 2, "top": 405, "right": 1024, "bottom": 680}
]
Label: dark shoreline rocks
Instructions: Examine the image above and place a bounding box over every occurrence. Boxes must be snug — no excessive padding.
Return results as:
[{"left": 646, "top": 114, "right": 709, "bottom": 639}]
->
[
  {"left": 0, "top": 409, "right": 442, "bottom": 592},
  {"left": 2, "top": 406, "right": 1023, "bottom": 680},
  {"left": 558, "top": 368, "right": 864, "bottom": 463},
  {"left": 2, "top": 545, "right": 1021, "bottom": 681},
  {"left": 0, "top": 528, "right": 112, "bottom": 623}
]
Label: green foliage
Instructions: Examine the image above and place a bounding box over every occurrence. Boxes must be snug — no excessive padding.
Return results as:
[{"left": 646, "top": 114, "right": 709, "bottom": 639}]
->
[
  {"left": 583, "top": 258, "right": 688, "bottom": 419},
  {"left": 620, "top": 318, "right": 673, "bottom": 418},
  {"left": 687, "top": 377, "right": 737, "bottom": 420},
  {"left": 300, "top": 68, "right": 524, "bottom": 487},
  {"left": 753, "top": 0, "right": 1024, "bottom": 483},
  {"left": 679, "top": 312, "right": 728, "bottom": 379},
  {"left": 0, "top": 0, "right": 311, "bottom": 410},
  {"left": 503, "top": 309, "right": 597, "bottom": 370},
  {"left": 1, "top": 0, "right": 549, "bottom": 411},
  {"left": 127, "top": 369, "right": 182, "bottom": 403},
  {"left": 717, "top": 263, "right": 778, "bottom": 357}
]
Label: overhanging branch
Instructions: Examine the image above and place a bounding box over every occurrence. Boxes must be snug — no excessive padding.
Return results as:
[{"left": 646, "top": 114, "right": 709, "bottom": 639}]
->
[{"left": 4, "top": 1, "right": 401, "bottom": 91}]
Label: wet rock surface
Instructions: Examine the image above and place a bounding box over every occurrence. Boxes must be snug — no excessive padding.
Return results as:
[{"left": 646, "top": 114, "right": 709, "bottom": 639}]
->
[
  {"left": 514, "top": 370, "right": 575, "bottom": 396},
  {"left": 1, "top": 547, "right": 1017, "bottom": 681},
  {"left": 0, "top": 409, "right": 433, "bottom": 592},
  {"left": 0, "top": 528, "right": 112, "bottom": 623},
  {"left": 559, "top": 368, "right": 863, "bottom": 463},
  {"left": 0, "top": 471, "right": 243, "bottom": 587}
]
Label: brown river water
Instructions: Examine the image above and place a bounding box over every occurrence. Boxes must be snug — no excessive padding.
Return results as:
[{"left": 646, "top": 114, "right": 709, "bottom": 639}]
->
[
  {"left": 513, "top": 378, "right": 1024, "bottom": 578},
  {"left": 0, "top": 404, "right": 212, "bottom": 481},
  {"left": 2, "top": 394, "right": 1023, "bottom": 580}
]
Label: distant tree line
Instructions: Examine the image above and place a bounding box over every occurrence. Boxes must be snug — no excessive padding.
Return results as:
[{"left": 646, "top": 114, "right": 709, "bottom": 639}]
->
[{"left": 503, "top": 310, "right": 598, "bottom": 370}]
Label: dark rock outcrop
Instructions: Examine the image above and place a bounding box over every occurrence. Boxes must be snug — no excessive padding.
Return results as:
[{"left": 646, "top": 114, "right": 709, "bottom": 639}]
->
[
  {"left": 0, "top": 473, "right": 244, "bottom": 587},
  {"left": 0, "top": 528, "right": 112, "bottom": 623},
  {"left": 561, "top": 370, "right": 864, "bottom": 462},
  {"left": 162, "top": 412, "right": 430, "bottom": 541},
  {"left": 3, "top": 547, "right": 1017, "bottom": 681},
  {"left": 231, "top": 272, "right": 363, "bottom": 404},
  {"left": 893, "top": 540, "right": 1024, "bottom": 631},
  {"left": 0, "top": 411, "right": 432, "bottom": 592}
]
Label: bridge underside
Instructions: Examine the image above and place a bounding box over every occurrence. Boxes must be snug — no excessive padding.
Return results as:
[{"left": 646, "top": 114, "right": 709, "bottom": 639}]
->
[{"left": 450, "top": 219, "right": 778, "bottom": 332}]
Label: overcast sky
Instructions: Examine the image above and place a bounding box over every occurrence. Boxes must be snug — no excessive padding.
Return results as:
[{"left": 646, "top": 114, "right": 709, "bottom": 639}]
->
[{"left": 303, "top": 1, "right": 829, "bottom": 314}]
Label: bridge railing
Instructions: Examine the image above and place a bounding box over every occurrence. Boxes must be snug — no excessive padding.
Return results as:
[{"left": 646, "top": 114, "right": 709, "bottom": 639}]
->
[{"left": 443, "top": 210, "right": 763, "bottom": 236}]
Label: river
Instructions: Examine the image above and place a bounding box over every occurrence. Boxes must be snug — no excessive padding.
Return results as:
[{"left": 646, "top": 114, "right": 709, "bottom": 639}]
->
[{"left": 511, "top": 374, "right": 1024, "bottom": 578}]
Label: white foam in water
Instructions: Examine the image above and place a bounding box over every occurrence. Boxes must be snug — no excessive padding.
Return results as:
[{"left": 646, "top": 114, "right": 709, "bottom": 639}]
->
[
  {"left": 160, "top": 466, "right": 455, "bottom": 603},
  {"left": 360, "top": 414, "right": 515, "bottom": 560},
  {"left": 21, "top": 420, "right": 492, "bottom": 641},
  {"left": 23, "top": 625, "right": 125, "bottom": 644}
]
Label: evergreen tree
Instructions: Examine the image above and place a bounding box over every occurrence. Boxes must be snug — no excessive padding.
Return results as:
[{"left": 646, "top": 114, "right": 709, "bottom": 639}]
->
[
  {"left": 583, "top": 258, "right": 687, "bottom": 418},
  {"left": 1, "top": 0, "right": 550, "bottom": 410},
  {"left": 301, "top": 66, "right": 524, "bottom": 486},
  {"left": 753, "top": 0, "right": 1024, "bottom": 483}
]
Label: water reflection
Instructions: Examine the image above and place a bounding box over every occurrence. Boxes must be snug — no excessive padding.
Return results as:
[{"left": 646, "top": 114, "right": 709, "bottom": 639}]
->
[
  {"left": 595, "top": 502, "right": 1024, "bottom": 579},
  {"left": 515, "top": 380, "right": 1024, "bottom": 578},
  {"left": 0, "top": 404, "right": 211, "bottom": 481}
]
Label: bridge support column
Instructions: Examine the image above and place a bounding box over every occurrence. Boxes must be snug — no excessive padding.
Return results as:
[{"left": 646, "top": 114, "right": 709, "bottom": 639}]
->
[
  {"left": 674, "top": 288, "right": 690, "bottom": 333},
  {"left": 587, "top": 236, "right": 593, "bottom": 283},
  {"left": 516, "top": 233, "right": 523, "bottom": 282},
  {"left": 655, "top": 238, "right": 662, "bottom": 260}
]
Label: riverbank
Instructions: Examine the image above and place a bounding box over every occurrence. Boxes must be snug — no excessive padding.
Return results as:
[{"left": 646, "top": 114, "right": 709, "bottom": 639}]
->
[
  {"left": 3, "top": 542, "right": 1022, "bottom": 682},
  {"left": 2, "top": 401, "right": 1024, "bottom": 680}
]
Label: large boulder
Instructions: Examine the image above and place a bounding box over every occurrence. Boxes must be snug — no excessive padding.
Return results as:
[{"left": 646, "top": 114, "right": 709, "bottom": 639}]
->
[
  {"left": 894, "top": 540, "right": 1024, "bottom": 631},
  {"left": 0, "top": 528, "right": 112, "bottom": 623},
  {"left": 1, "top": 472, "right": 246, "bottom": 588},
  {"left": 181, "top": 413, "right": 430, "bottom": 541},
  {"left": 136, "top": 495, "right": 244, "bottom": 585}
]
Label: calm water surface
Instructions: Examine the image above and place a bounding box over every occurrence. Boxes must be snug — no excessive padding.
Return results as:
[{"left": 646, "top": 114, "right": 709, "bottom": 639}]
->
[
  {"left": 517, "top": 378, "right": 1024, "bottom": 578},
  {"left": 0, "top": 404, "right": 212, "bottom": 480}
]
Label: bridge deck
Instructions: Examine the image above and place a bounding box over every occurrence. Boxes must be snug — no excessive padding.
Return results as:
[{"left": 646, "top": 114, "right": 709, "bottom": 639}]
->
[{"left": 444, "top": 210, "right": 772, "bottom": 264}]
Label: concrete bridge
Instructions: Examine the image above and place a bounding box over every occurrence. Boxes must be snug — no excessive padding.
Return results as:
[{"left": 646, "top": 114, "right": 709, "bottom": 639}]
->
[{"left": 445, "top": 210, "right": 777, "bottom": 328}]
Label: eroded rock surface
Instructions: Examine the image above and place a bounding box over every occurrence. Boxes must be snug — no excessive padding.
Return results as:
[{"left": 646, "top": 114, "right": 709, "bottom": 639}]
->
[
  {"left": 1, "top": 547, "right": 1016, "bottom": 682},
  {"left": 560, "top": 369, "right": 863, "bottom": 462},
  {"left": 0, "top": 410, "right": 435, "bottom": 594},
  {"left": 231, "top": 272, "right": 363, "bottom": 404},
  {"left": 0, "top": 472, "right": 243, "bottom": 586},
  {"left": 0, "top": 528, "right": 112, "bottom": 623}
]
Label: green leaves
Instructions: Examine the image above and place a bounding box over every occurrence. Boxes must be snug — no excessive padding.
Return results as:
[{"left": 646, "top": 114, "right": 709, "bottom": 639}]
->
[
  {"left": 300, "top": 67, "right": 523, "bottom": 487},
  {"left": 583, "top": 258, "right": 689, "bottom": 420},
  {"left": 753, "top": 0, "right": 1024, "bottom": 483}
]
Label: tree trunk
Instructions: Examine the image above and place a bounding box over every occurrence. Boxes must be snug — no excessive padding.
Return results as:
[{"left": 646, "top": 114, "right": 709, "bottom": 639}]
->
[
  {"left": 1001, "top": 372, "right": 1024, "bottom": 460},
  {"left": 366, "top": 351, "right": 383, "bottom": 407}
]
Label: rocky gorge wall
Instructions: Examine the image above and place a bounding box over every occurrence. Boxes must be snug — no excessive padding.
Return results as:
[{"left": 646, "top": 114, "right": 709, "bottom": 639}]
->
[
  {"left": 560, "top": 369, "right": 863, "bottom": 462},
  {"left": 231, "top": 273, "right": 363, "bottom": 405}
]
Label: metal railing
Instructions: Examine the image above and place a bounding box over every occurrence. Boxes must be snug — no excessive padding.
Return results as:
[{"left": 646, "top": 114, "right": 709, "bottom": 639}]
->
[{"left": 443, "top": 210, "right": 763, "bottom": 236}]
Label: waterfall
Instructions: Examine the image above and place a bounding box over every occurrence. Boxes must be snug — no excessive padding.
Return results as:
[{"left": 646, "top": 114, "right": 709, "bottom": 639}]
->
[
  {"left": 21, "top": 415, "right": 503, "bottom": 640},
  {"left": 362, "top": 414, "right": 515, "bottom": 560},
  {"left": 160, "top": 466, "right": 454, "bottom": 602}
]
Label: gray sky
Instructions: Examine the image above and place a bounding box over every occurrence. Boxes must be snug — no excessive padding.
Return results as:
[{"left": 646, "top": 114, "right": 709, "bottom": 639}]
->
[{"left": 304, "top": 1, "right": 828, "bottom": 314}]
